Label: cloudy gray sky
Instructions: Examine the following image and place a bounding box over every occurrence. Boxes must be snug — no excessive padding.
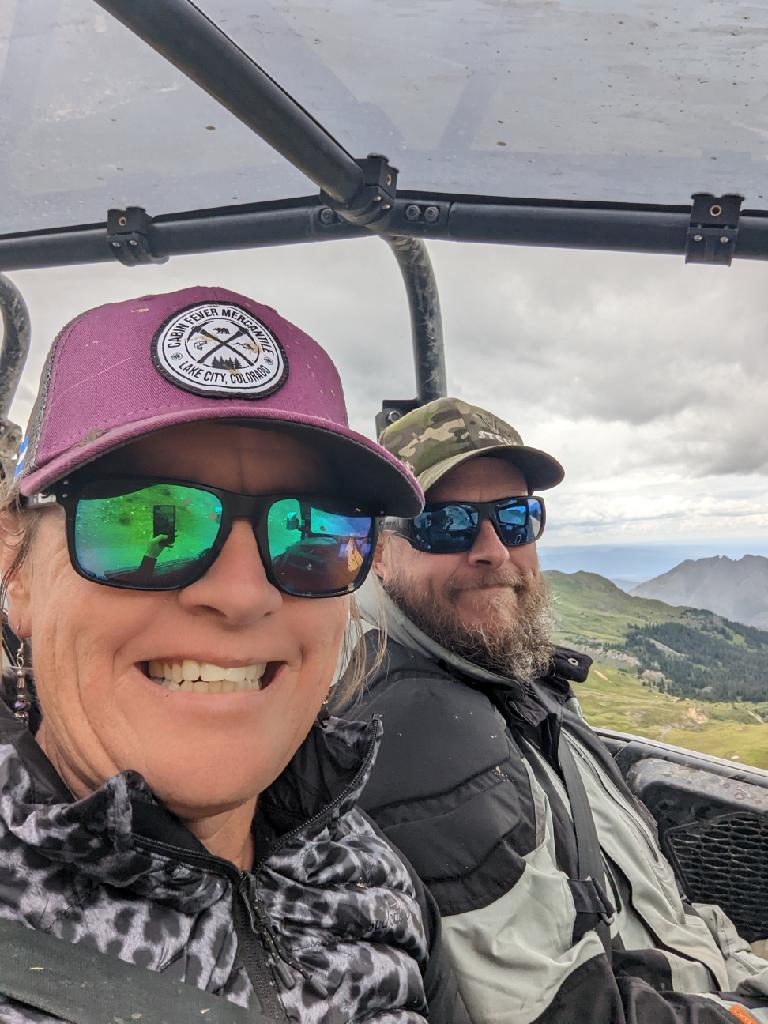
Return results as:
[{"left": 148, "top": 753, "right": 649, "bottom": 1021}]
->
[{"left": 7, "top": 240, "right": 768, "bottom": 549}]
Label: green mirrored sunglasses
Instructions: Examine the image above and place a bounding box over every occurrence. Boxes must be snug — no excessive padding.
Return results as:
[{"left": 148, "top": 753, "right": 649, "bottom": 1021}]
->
[{"left": 24, "top": 476, "right": 377, "bottom": 598}]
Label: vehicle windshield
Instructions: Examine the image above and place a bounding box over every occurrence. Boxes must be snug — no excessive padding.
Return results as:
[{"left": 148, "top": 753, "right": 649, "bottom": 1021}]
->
[{"left": 2, "top": 0, "right": 767, "bottom": 234}]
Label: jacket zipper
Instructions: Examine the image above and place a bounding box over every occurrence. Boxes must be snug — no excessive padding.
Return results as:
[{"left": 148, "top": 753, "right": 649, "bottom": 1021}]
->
[
  {"left": 130, "top": 728, "right": 379, "bottom": 1010},
  {"left": 232, "top": 875, "right": 293, "bottom": 1018},
  {"left": 130, "top": 835, "right": 295, "bottom": 1016},
  {"left": 254, "top": 727, "right": 379, "bottom": 868},
  {"left": 236, "top": 873, "right": 329, "bottom": 1000}
]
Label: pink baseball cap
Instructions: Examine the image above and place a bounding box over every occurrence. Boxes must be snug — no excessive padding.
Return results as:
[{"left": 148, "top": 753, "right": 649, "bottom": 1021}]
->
[{"left": 17, "top": 286, "right": 423, "bottom": 516}]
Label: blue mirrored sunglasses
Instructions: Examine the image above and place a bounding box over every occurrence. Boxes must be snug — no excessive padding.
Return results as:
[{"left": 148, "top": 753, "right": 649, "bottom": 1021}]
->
[{"left": 386, "top": 495, "right": 545, "bottom": 554}]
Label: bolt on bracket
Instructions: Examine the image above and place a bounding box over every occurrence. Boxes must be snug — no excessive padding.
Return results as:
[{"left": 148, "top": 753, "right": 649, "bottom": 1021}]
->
[
  {"left": 374, "top": 398, "right": 421, "bottom": 440},
  {"left": 320, "top": 154, "right": 398, "bottom": 228},
  {"left": 402, "top": 202, "right": 447, "bottom": 227},
  {"left": 686, "top": 193, "right": 743, "bottom": 266},
  {"left": 106, "top": 207, "right": 167, "bottom": 266}
]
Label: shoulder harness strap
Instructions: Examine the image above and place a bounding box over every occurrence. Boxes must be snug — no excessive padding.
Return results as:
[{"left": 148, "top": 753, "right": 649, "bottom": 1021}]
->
[
  {"left": 557, "top": 734, "right": 614, "bottom": 960},
  {"left": 0, "top": 917, "right": 268, "bottom": 1024}
]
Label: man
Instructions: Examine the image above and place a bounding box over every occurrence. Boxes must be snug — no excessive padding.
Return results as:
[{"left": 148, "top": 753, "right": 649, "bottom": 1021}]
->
[{"left": 351, "top": 397, "right": 768, "bottom": 1024}]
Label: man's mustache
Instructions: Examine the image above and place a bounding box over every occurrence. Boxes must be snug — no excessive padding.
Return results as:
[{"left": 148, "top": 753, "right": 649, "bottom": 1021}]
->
[{"left": 446, "top": 568, "right": 540, "bottom": 596}]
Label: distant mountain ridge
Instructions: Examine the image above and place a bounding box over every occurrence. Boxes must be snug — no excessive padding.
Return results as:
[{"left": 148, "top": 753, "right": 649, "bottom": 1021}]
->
[{"left": 632, "top": 554, "right": 768, "bottom": 630}]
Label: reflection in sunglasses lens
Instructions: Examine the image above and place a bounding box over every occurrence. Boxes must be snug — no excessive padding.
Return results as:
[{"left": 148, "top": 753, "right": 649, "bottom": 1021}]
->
[
  {"left": 411, "top": 497, "right": 543, "bottom": 552},
  {"left": 74, "top": 482, "right": 222, "bottom": 586},
  {"left": 267, "top": 499, "right": 373, "bottom": 595},
  {"left": 73, "top": 484, "right": 374, "bottom": 596}
]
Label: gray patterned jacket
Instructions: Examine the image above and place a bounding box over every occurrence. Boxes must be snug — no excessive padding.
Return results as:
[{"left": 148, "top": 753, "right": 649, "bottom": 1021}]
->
[{"left": 0, "top": 703, "right": 465, "bottom": 1024}]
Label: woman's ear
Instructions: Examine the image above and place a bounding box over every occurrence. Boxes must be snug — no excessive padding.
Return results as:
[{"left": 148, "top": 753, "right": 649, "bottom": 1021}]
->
[{"left": 0, "top": 511, "right": 32, "bottom": 639}]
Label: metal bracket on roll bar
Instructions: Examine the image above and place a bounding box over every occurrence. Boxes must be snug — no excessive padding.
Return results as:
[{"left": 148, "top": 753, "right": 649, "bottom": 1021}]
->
[
  {"left": 106, "top": 207, "right": 167, "bottom": 266},
  {"left": 686, "top": 193, "right": 743, "bottom": 265},
  {"left": 320, "top": 154, "right": 398, "bottom": 228},
  {"left": 374, "top": 399, "right": 421, "bottom": 440}
]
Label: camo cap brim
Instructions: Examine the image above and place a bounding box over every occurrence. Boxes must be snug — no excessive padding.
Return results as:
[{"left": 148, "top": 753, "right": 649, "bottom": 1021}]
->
[{"left": 379, "top": 397, "right": 564, "bottom": 494}]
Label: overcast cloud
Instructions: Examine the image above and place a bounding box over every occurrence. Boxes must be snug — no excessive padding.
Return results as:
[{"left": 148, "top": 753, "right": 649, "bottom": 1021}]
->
[{"left": 7, "top": 238, "right": 768, "bottom": 547}]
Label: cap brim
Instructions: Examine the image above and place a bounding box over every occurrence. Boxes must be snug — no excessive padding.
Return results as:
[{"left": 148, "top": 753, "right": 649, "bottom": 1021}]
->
[
  {"left": 418, "top": 444, "right": 564, "bottom": 494},
  {"left": 20, "top": 406, "right": 424, "bottom": 518}
]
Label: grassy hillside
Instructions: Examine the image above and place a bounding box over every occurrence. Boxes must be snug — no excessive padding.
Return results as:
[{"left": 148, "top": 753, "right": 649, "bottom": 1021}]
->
[
  {"left": 546, "top": 570, "right": 685, "bottom": 645},
  {"left": 546, "top": 570, "right": 768, "bottom": 767},
  {"left": 577, "top": 661, "right": 768, "bottom": 769},
  {"left": 547, "top": 569, "right": 768, "bottom": 700}
]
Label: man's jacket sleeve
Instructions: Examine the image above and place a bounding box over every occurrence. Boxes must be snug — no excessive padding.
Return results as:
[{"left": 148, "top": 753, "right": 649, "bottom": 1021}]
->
[
  {"left": 412, "top": 858, "right": 472, "bottom": 1024},
  {"left": 693, "top": 902, "right": 768, "bottom": 999},
  {"left": 365, "top": 812, "right": 470, "bottom": 1024}
]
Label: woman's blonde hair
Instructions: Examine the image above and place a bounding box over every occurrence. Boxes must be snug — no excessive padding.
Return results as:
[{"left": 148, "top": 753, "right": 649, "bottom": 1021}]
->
[
  {"left": 0, "top": 477, "right": 36, "bottom": 615},
  {"left": 326, "top": 597, "right": 387, "bottom": 714}
]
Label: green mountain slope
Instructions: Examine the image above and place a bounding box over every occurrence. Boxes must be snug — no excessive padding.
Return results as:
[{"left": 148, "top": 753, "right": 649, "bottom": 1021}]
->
[
  {"left": 546, "top": 570, "right": 685, "bottom": 645},
  {"left": 547, "top": 569, "right": 768, "bottom": 702},
  {"left": 545, "top": 570, "right": 768, "bottom": 767},
  {"left": 575, "top": 662, "right": 768, "bottom": 770}
]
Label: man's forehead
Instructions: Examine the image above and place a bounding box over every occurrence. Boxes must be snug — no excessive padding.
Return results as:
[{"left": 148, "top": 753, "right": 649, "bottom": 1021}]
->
[{"left": 426, "top": 456, "right": 529, "bottom": 502}]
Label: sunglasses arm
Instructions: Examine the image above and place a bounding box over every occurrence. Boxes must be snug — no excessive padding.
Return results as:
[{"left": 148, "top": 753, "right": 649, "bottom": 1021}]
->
[
  {"left": 19, "top": 491, "right": 59, "bottom": 509},
  {"left": 381, "top": 516, "right": 411, "bottom": 538}
]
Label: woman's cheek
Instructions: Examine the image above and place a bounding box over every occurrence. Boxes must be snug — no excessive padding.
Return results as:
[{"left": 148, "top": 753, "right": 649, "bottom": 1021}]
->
[
  {"left": 25, "top": 521, "right": 148, "bottom": 738},
  {"left": 304, "top": 597, "right": 349, "bottom": 673}
]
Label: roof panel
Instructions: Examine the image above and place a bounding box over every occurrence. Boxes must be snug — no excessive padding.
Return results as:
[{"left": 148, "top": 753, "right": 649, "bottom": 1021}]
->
[
  {"left": 2, "top": 0, "right": 767, "bottom": 238},
  {"left": 0, "top": 0, "right": 312, "bottom": 235}
]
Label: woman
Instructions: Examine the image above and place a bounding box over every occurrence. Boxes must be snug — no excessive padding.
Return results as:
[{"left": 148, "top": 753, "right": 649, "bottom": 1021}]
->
[{"left": 0, "top": 287, "right": 466, "bottom": 1023}]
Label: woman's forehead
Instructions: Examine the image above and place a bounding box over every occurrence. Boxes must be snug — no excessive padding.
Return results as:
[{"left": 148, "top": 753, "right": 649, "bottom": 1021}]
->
[{"left": 100, "top": 422, "right": 328, "bottom": 491}]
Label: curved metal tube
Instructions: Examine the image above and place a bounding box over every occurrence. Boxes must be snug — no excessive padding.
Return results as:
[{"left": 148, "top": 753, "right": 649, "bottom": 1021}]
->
[
  {"left": 0, "top": 274, "right": 30, "bottom": 468},
  {"left": 384, "top": 236, "right": 447, "bottom": 403}
]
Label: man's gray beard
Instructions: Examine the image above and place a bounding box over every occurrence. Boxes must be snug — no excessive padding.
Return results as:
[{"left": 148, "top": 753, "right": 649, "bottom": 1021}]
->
[{"left": 383, "top": 568, "right": 554, "bottom": 683}]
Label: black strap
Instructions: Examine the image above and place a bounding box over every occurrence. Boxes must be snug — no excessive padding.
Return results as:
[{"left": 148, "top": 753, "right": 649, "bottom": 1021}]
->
[
  {"left": 1, "top": 613, "right": 19, "bottom": 664},
  {"left": 558, "top": 733, "right": 614, "bottom": 960},
  {"left": 0, "top": 917, "right": 269, "bottom": 1024}
]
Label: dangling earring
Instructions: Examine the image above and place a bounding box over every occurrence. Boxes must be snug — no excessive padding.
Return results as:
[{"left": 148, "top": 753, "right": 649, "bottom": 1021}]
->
[{"left": 13, "top": 639, "right": 31, "bottom": 726}]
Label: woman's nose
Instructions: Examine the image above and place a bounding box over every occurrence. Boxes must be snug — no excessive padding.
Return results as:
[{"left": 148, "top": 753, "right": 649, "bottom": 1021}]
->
[{"left": 177, "top": 519, "right": 282, "bottom": 623}]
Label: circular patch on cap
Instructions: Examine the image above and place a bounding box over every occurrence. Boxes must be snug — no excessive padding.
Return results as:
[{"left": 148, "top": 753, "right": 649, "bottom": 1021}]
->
[{"left": 152, "top": 302, "right": 287, "bottom": 398}]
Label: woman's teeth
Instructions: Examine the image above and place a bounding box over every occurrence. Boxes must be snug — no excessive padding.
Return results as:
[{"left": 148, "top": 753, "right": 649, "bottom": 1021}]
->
[{"left": 147, "top": 660, "right": 266, "bottom": 693}]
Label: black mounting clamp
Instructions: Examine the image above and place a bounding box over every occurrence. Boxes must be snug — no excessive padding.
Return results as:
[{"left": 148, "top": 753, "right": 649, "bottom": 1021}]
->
[
  {"left": 106, "top": 207, "right": 167, "bottom": 266},
  {"left": 321, "top": 154, "right": 398, "bottom": 229},
  {"left": 374, "top": 399, "right": 420, "bottom": 440},
  {"left": 686, "top": 193, "right": 743, "bottom": 266}
]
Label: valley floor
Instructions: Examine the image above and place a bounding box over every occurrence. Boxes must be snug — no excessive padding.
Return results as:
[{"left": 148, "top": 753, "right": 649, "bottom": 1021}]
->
[{"left": 578, "top": 661, "right": 768, "bottom": 769}]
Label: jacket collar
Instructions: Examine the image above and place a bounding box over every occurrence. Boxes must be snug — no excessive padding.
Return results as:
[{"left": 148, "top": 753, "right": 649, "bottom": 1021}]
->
[{"left": 0, "top": 702, "right": 381, "bottom": 881}]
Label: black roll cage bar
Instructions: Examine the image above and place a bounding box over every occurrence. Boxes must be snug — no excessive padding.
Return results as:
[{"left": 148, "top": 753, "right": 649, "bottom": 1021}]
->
[{"left": 1, "top": 0, "right": 766, "bottom": 458}]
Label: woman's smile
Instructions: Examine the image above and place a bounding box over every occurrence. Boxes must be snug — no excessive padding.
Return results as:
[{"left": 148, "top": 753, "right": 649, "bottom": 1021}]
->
[{"left": 143, "top": 657, "right": 282, "bottom": 693}]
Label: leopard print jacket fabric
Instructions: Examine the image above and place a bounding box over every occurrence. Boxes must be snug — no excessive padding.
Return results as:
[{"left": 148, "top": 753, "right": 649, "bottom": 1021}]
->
[{"left": 0, "top": 708, "right": 429, "bottom": 1023}]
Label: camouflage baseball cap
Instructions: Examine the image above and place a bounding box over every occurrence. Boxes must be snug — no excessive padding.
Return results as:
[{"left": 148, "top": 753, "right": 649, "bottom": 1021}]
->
[{"left": 379, "top": 397, "right": 564, "bottom": 494}]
